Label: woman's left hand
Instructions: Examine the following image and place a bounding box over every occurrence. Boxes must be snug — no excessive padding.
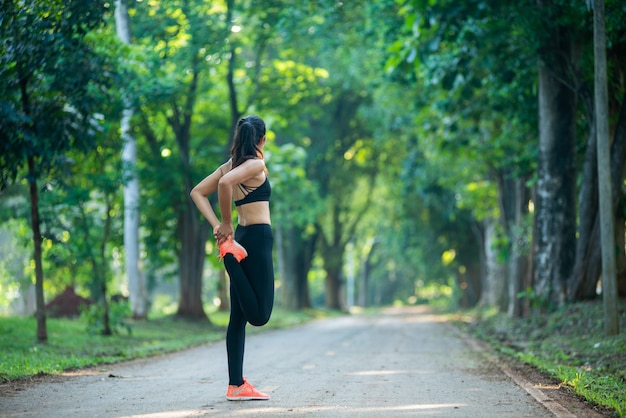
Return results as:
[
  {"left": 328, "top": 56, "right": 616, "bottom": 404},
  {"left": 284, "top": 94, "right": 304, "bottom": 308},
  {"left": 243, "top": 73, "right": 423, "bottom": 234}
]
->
[{"left": 214, "top": 223, "right": 234, "bottom": 245}]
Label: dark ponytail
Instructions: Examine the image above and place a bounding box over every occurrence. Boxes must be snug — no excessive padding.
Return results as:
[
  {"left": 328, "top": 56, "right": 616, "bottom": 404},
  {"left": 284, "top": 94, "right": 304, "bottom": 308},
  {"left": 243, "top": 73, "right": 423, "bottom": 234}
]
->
[{"left": 231, "top": 115, "right": 266, "bottom": 168}]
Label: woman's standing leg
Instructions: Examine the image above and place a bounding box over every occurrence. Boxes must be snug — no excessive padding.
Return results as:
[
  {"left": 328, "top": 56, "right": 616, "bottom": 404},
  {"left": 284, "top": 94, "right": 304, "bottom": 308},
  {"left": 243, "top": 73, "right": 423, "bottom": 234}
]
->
[
  {"left": 225, "top": 281, "right": 246, "bottom": 386},
  {"left": 223, "top": 224, "right": 274, "bottom": 390}
]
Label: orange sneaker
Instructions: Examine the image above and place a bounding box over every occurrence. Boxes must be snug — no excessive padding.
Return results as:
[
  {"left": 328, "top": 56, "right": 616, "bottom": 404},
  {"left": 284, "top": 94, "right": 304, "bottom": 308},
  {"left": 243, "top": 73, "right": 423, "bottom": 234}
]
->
[
  {"left": 218, "top": 236, "right": 248, "bottom": 262},
  {"left": 226, "top": 378, "right": 270, "bottom": 401}
]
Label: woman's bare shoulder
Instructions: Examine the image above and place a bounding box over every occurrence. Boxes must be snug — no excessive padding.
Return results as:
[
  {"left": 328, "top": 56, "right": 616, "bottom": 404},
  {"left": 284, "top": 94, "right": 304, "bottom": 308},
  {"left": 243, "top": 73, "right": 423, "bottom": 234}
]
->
[{"left": 239, "top": 158, "right": 266, "bottom": 172}]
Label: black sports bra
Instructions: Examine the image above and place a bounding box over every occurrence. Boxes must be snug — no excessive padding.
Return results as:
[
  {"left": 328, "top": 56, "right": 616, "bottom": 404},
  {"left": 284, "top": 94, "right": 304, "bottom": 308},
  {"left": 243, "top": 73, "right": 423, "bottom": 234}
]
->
[{"left": 234, "top": 177, "right": 271, "bottom": 207}]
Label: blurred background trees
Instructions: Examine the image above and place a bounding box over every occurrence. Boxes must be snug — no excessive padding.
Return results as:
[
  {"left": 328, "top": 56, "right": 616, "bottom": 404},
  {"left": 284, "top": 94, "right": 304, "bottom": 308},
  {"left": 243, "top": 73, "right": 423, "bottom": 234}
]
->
[{"left": 1, "top": 0, "right": 624, "bottom": 336}]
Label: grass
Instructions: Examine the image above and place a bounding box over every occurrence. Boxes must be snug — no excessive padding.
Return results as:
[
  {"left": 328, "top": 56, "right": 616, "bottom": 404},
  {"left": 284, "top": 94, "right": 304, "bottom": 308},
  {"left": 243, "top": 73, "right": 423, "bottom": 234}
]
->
[
  {"left": 0, "top": 307, "right": 326, "bottom": 383},
  {"left": 454, "top": 299, "right": 626, "bottom": 417}
]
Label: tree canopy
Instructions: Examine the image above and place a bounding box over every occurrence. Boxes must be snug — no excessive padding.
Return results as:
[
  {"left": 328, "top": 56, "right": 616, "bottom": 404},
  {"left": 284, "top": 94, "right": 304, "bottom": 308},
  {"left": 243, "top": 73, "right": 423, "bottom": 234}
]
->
[{"left": 0, "top": 0, "right": 624, "bottom": 336}]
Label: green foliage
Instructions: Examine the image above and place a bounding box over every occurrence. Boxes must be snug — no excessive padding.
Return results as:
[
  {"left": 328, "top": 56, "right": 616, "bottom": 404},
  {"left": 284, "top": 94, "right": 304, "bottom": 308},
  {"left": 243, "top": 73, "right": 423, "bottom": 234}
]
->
[
  {"left": 267, "top": 142, "right": 325, "bottom": 230},
  {"left": 80, "top": 300, "right": 132, "bottom": 336},
  {"left": 0, "top": 0, "right": 113, "bottom": 184},
  {"left": 516, "top": 287, "right": 545, "bottom": 311},
  {"left": 0, "top": 219, "right": 31, "bottom": 313},
  {"left": 0, "top": 0, "right": 121, "bottom": 342},
  {"left": 389, "top": 0, "right": 538, "bottom": 205},
  {"left": 0, "top": 0, "right": 621, "bottom": 320},
  {"left": 412, "top": 280, "right": 455, "bottom": 306},
  {"left": 379, "top": 0, "right": 554, "bottom": 307},
  {"left": 41, "top": 142, "right": 123, "bottom": 295}
]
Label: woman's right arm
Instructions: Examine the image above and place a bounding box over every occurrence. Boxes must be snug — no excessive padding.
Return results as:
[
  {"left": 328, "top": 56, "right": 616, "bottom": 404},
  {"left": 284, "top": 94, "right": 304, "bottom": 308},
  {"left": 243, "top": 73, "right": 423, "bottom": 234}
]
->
[{"left": 190, "top": 162, "right": 229, "bottom": 230}]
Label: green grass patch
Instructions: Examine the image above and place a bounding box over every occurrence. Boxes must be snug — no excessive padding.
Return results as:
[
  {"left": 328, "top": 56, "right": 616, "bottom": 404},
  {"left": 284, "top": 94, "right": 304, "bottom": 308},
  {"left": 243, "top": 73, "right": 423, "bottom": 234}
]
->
[
  {"left": 0, "top": 307, "right": 326, "bottom": 382},
  {"left": 455, "top": 300, "right": 626, "bottom": 417}
]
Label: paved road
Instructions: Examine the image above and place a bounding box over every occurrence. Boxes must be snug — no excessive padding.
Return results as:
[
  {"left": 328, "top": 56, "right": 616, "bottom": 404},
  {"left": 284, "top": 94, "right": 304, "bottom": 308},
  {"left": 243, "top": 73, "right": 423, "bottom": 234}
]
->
[{"left": 0, "top": 307, "right": 592, "bottom": 417}]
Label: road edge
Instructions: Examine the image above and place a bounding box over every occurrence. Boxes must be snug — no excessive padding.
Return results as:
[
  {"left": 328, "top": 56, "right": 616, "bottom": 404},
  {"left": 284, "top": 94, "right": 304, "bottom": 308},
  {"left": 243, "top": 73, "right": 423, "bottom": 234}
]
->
[{"left": 449, "top": 324, "right": 587, "bottom": 418}]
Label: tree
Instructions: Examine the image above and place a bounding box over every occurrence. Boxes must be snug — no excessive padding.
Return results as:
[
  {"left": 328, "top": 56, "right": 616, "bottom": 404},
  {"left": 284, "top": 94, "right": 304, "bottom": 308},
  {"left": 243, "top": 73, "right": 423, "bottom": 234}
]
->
[
  {"left": 533, "top": 0, "right": 578, "bottom": 309},
  {"left": 267, "top": 143, "right": 324, "bottom": 309},
  {"left": 387, "top": 0, "right": 626, "bottom": 315},
  {"left": 130, "top": 0, "right": 292, "bottom": 318},
  {"left": 128, "top": 0, "right": 231, "bottom": 319},
  {"left": 386, "top": 0, "right": 538, "bottom": 314},
  {"left": 0, "top": 0, "right": 110, "bottom": 341},
  {"left": 591, "top": 0, "right": 619, "bottom": 335},
  {"left": 568, "top": 0, "right": 626, "bottom": 302},
  {"left": 43, "top": 143, "right": 122, "bottom": 335},
  {"left": 115, "top": 0, "right": 147, "bottom": 319},
  {"left": 269, "top": 0, "right": 399, "bottom": 309}
]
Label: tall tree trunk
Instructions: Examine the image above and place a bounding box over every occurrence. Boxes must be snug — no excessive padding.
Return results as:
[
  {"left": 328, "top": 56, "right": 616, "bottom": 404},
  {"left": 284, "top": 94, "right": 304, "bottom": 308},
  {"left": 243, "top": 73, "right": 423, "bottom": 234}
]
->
[
  {"left": 472, "top": 220, "right": 487, "bottom": 306},
  {"left": 570, "top": 87, "right": 598, "bottom": 300},
  {"left": 458, "top": 263, "right": 482, "bottom": 308},
  {"left": 277, "top": 226, "right": 301, "bottom": 310},
  {"left": 174, "top": 123, "right": 210, "bottom": 320},
  {"left": 534, "top": 9, "right": 578, "bottom": 308},
  {"left": 320, "top": 205, "right": 346, "bottom": 310},
  {"left": 115, "top": 0, "right": 146, "bottom": 319},
  {"left": 480, "top": 218, "right": 507, "bottom": 310},
  {"left": 100, "top": 195, "right": 114, "bottom": 335},
  {"left": 496, "top": 171, "right": 515, "bottom": 314},
  {"left": 325, "top": 266, "right": 343, "bottom": 310},
  {"left": 613, "top": 98, "right": 626, "bottom": 299},
  {"left": 28, "top": 156, "right": 47, "bottom": 342},
  {"left": 358, "top": 239, "right": 378, "bottom": 307},
  {"left": 607, "top": 91, "right": 626, "bottom": 298},
  {"left": 617, "top": 207, "right": 626, "bottom": 297},
  {"left": 174, "top": 114, "right": 210, "bottom": 320},
  {"left": 572, "top": 90, "right": 626, "bottom": 300},
  {"left": 276, "top": 225, "right": 294, "bottom": 309},
  {"left": 278, "top": 225, "right": 315, "bottom": 310},
  {"left": 498, "top": 176, "right": 530, "bottom": 318},
  {"left": 295, "top": 227, "right": 316, "bottom": 309},
  {"left": 20, "top": 58, "right": 46, "bottom": 341},
  {"left": 121, "top": 110, "right": 146, "bottom": 318},
  {"left": 593, "top": 0, "right": 619, "bottom": 335},
  {"left": 168, "top": 27, "right": 211, "bottom": 319},
  {"left": 217, "top": 270, "right": 229, "bottom": 312},
  {"left": 176, "top": 202, "right": 210, "bottom": 319}
]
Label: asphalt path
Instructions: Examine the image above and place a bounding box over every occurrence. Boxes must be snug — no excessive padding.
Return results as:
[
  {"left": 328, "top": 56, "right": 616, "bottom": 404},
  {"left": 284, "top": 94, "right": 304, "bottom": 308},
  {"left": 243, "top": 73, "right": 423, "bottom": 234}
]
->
[{"left": 0, "top": 306, "right": 601, "bottom": 417}]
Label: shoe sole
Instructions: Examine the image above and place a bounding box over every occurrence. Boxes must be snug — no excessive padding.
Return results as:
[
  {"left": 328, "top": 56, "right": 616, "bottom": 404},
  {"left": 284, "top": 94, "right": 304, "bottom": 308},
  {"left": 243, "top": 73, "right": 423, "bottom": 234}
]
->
[{"left": 226, "top": 396, "right": 270, "bottom": 401}]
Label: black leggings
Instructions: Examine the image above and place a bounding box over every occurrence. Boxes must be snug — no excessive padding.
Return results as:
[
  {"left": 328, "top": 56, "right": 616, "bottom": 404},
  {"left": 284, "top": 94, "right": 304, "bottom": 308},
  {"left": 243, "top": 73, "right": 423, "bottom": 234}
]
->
[{"left": 224, "top": 224, "right": 274, "bottom": 386}]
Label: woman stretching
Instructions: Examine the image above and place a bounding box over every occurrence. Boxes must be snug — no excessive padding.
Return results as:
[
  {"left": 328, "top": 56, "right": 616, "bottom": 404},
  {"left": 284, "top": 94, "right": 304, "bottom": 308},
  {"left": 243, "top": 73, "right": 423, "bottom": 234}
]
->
[{"left": 190, "top": 115, "right": 274, "bottom": 401}]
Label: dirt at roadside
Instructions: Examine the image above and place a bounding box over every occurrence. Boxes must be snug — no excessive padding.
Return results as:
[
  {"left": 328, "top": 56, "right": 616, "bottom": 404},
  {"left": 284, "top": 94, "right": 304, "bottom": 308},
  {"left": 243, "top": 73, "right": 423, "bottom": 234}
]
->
[{"left": 502, "top": 360, "right": 614, "bottom": 417}]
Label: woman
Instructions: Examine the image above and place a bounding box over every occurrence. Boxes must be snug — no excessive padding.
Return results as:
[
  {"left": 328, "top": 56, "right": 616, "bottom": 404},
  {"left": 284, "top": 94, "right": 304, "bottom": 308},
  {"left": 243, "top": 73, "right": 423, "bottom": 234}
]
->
[{"left": 190, "top": 115, "right": 274, "bottom": 401}]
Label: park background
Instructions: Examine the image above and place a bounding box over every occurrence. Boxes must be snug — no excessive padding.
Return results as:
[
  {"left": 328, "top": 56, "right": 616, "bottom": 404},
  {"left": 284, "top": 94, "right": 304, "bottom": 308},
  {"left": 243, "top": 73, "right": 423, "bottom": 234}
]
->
[{"left": 1, "top": 0, "right": 625, "bottom": 415}]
